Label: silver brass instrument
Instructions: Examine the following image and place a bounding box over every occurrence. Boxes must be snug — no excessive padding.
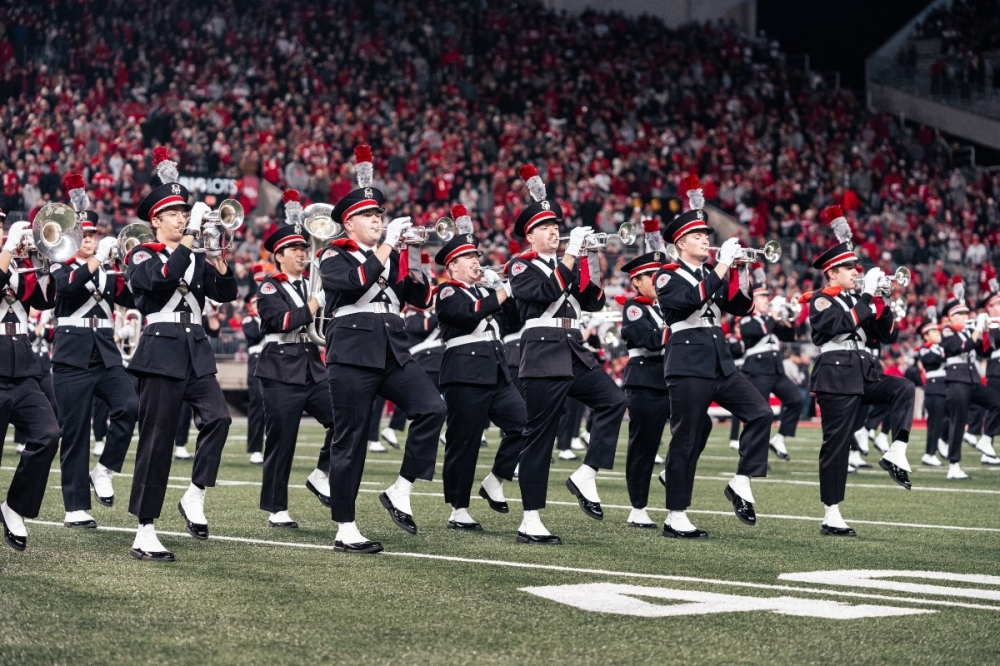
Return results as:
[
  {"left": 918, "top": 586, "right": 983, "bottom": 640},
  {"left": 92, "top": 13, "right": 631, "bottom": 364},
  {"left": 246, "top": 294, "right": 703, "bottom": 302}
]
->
[
  {"left": 890, "top": 298, "right": 907, "bottom": 319},
  {"left": 192, "top": 199, "right": 244, "bottom": 254},
  {"left": 11, "top": 203, "right": 83, "bottom": 274},
  {"left": 666, "top": 239, "right": 781, "bottom": 264},
  {"left": 114, "top": 307, "right": 143, "bottom": 361},
  {"left": 399, "top": 217, "right": 456, "bottom": 245},
  {"left": 303, "top": 203, "right": 340, "bottom": 346},
  {"left": 853, "top": 266, "right": 911, "bottom": 297},
  {"left": 559, "top": 222, "right": 636, "bottom": 250},
  {"left": 106, "top": 223, "right": 156, "bottom": 274}
]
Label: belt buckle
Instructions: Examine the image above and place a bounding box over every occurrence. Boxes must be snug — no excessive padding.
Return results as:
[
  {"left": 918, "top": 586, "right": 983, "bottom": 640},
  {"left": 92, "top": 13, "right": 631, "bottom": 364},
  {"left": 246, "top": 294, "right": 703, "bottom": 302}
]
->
[
  {"left": 3, "top": 322, "right": 16, "bottom": 335},
  {"left": 558, "top": 318, "right": 573, "bottom": 329},
  {"left": 484, "top": 331, "right": 496, "bottom": 340},
  {"left": 87, "top": 317, "right": 100, "bottom": 329},
  {"left": 372, "top": 302, "right": 388, "bottom": 314}
]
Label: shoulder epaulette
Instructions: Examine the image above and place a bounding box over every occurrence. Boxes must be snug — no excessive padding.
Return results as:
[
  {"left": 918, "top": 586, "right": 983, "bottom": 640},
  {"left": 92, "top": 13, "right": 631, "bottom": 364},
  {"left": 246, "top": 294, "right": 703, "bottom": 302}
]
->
[
  {"left": 631, "top": 296, "right": 655, "bottom": 306},
  {"left": 820, "top": 286, "right": 842, "bottom": 297},
  {"left": 270, "top": 273, "right": 289, "bottom": 282}
]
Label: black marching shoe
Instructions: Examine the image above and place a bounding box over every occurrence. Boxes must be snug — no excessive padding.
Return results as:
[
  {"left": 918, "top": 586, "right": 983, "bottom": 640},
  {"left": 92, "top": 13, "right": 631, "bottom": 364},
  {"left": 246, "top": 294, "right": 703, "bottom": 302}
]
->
[
  {"left": 305, "top": 480, "right": 332, "bottom": 508},
  {"left": 724, "top": 485, "right": 757, "bottom": 526},
  {"left": 268, "top": 520, "right": 299, "bottom": 529},
  {"left": 516, "top": 531, "right": 562, "bottom": 545},
  {"left": 878, "top": 458, "right": 912, "bottom": 490},
  {"left": 334, "top": 540, "right": 384, "bottom": 554},
  {"left": 769, "top": 443, "right": 791, "bottom": 462},
  {"left": 64, "top": 518, "right": 97, "bottom": 529},
  {"left": 627, "top": 520, "right": 658, "bottom": 529},
  {"left": 662, "top": 524, "right": 709, "bottom": 539},
  {"left": 129, "top": 547, "right": 176, "bottom": 562},
  {"left": 478, "top": 486, "right": 509, "bottom": 514},
  {"left": 379, "top": 492, "right": 418, "bottom": 534},
  {"left": 565, "top": 478, "right": 603, "bottom": 521},
  {"left": 820, "top": 524, "right": 858, "bottom": 537},
  {"left": 177, "top": 502, "right": 209, "bottom": 540},
  {"left": 0, "top": 514, "right": 26, "bottom": 552},
  {"left": 90, "top": 477, "right": 114, "bottom": 507},
  {"left": 447, "top": 520, "right": 483, "bottom": 531}
]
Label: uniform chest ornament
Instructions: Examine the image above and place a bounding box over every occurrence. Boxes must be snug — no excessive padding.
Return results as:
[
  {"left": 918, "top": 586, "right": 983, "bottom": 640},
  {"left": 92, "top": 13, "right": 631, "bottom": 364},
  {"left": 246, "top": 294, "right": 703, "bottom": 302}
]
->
[{"left": 626, "top": 305, "right": 642, "bottom": 321}]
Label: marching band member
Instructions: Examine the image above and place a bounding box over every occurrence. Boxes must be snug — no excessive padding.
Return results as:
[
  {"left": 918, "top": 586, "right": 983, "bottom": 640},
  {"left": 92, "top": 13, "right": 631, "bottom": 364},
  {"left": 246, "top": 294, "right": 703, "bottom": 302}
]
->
[
  {"left": 940, "top": 297, "right": 1000, "bottom": 479},
  {"left": 255, "top": 191, "right": 333, "bottom": 528},
  {"left": 241, "top": 291, "right": 265, "bottom": 465},
  {"left": 508, "top": 164, "right": 626, "bottom": 544},
  {"left": 0, "top": 218, "right": 60, "bottom": 551},
  {"left": 916, "top": 317, "right": 947, "bottom": 467},
  {"left": 49, "top": 174, "right": 138, "bottom": 528},
  {"left": 320, "top": 145, "right": 445, "bottom": 554},
  {"left": 620, "top": 219, "right": 677, "bottom": 529},
  {"left": 125, "top": 146, "right": 237, "bottom": 561},
  {"left": 807, "top": 205, "right": 914, "bottom": 536},
  {"left": 655, "top": 176, "right": 770, "bottom": 539},
  {"left": 978, "top": 284, "right": 1000, "bottom": 466},
  {"left": 434, "top": 205, "right": 525, "bottom": 531},
  {"left": 13, "top": 308, "right": 57, "bottom": 454}
]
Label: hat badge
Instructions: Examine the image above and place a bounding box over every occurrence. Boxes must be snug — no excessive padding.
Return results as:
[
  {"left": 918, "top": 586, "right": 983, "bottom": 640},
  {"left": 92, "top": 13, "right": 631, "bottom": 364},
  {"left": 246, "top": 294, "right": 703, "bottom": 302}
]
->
[
  {"left": 171, "top": 184, "right": 181, "bottom": 195},
  {"left": 364, "top": 187, "right": 373, "bottom": 199},
  {"left": 696, "top": 210, "right": 704, "bottom": 220},
  {"left": 466, "top": 234, "right": 473, "bottom": 243},
  {"left": 76, "top": 211, "right": 88, "bottom": 222},
  {"left": 294, "top": 224, "right": 302, "bottom": 235},
  {"left": 654, "top": 252, "right": 661, "bottom": 261},
  {"left": 541, "top": 200, "right": 551, "bottom": 211}
]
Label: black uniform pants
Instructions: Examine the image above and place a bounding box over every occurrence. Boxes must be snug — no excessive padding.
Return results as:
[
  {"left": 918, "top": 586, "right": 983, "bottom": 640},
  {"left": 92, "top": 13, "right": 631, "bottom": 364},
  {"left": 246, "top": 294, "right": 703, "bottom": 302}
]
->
[
  {"left": 625, "top": 386, "right": 672, "bottom": 509},
  {"left": 519, "top": 361, "right": 626, "bottom": 511},
  {"left": 556, "top": 397, "right": 586, "bottom": 451},
  {"left": 385, "top": 369, "right": 439, "bottom": 433},
  {"left": 441, "top": 376, "right": 525, "bottom": 508},
  {"left": 966, "top": 402, "right": 985, "bottom": 437},
  {"left": 14, "top": 370, "right": 56, "bottom": 445},
  {"left": 92, "top": 394, "right": 110, "bottom": 442},
  {"left": 246, "top": 354, "right": 264, "bottom": 454},
  {"left": 865, "top": 402, "right": 891, "bottom": 434},
  {"left": 368, "top": 396, "right": 386, "bottom": 442},
  {"left": 664, "top": 372, "right": 770, "bottom": 511},
  {"left": 128, "top": 371, "right": 232, "bottom": 521},
  {"left": 924, "top": 393, "right": 946, "bottom": 456},
  {"left": 750, "top": 371, "right": 802, "bottom": 437},
  {"left": 0, "top": 378, "right": 60, "bottom": 518},
  {"left": 815, "top": 374, "right": 914, "bottom": 506},
  {"left": 53, "top": 362, "right": 139, "bottom": 511},
  {"left": 175, "top": 402, "right": 194, "bottom": 446},
  {"left": 260, "top": 378, "right": 333, "bottom": 513},
  {"left": 945, "top": 381, "right": 1000, "bottom": 463},
  {"left": 327, "top": 356, "right": 446, "bottom": 523}
]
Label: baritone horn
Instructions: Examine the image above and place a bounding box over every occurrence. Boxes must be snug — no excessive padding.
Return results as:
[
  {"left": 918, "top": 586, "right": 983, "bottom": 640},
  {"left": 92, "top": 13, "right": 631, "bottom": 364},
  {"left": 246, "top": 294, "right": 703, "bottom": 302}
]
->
[
  {"left": 106, "top": 223, "right": 156, "bottom": 274},
  {"left": 303, "top": 203, "right": 341, "bottom": 346},
  {"left": 559, "top": 222, "right": 637, "bottom": 250},
  {"left": 11, "top": 203, "right": 83, "bottom": 274}
]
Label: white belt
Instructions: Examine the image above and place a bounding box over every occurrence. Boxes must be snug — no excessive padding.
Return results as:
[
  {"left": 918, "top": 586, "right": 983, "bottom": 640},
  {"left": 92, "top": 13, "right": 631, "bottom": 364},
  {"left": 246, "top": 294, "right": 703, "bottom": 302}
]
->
[
  {"left": 628, "top": 348, "right": 664, "bottom": 358},
  {"left": 991, "top": 350, "right": 1000, "bottom": 360},
  {"left": 264, "top": 332, "right": 310, "bottom": 345},
  {"left": 247, "top": 344, "right": 264, "bottom": 355},
  {"left": 445, "top": 331, "right": 498, "bottom": 349},
  {"left": 669, "top": 317, "right": 716, "bottom": 332},
  {"left": 946, "top": 357, "right": 971, "bottom": 366},
  {"left": 0, "top": 322, "right": 29, "bottom": 335},
  {"left": 503, "top": 333, "right": 521, "bottom": 344},
  {"left": 820, "top": 340, "right": 860, "bottom": 352},
  {"left": 334, "top": 302, "right": 400, "bottom": 317},
  {"left": 410, "top": 338, "right": 445, "bottom": 354},
  {"left": 145, "top": 311, "right": 203, "bottom": 326},
  {"left": 58, "top": 317, "right": 113, "bottom": 329},
  {"left": 925, "top": 369, "right": 945, "bottom": 379},
  {"left": 522, "top": 317, "right": 578, "bottom": 331},
  {"left": 744, "top": 340, "right": 778, "bottom": 356}
]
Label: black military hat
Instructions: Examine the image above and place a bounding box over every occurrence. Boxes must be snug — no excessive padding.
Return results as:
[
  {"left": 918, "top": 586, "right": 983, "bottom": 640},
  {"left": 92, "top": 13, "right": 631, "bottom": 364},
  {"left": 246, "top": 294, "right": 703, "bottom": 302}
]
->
[
  {"left": 263, "top": 224, "right": 309, "bottom": 254},
  {"left": 977, "top": 276, "right": 1000, "bottom": 310},
  {"left": 917, "top": 318, "right": 939, "bottom": 336},
  {"left": 660, "top": 208, "right": 712, "bottom": 244},
  {"left": 76, "top": 210, "right": 99, "bottom": 231},
  {"left": 620, "top": 251, "right": 668, "bottom": 278},
  {"left": 513, "top": 164, "right": 563, "bottom": 238},
  {"left": 331, "top": 145, "right": 385, "bottom": 225},
  {"left": 136, "top": 146, "right": 191, "bottom": 222},
  {"left": 944, "top": 298, "right": 969, "bottom": 318},
  {"left": 435, "top": 232, "right": 482, "bottom": 267},
  {"left": 812, "top": 205, "right": 859, "bottom": 272}
]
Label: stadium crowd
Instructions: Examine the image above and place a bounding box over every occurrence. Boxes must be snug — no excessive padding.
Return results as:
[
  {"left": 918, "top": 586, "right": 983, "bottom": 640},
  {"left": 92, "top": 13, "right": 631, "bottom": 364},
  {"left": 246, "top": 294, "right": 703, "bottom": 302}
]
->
[
  {"left": 907, "top": 0, "right": 1000, "bottom": 97},
  {"left": 2, "top": 0, "right": 999, "bottom": 369}
]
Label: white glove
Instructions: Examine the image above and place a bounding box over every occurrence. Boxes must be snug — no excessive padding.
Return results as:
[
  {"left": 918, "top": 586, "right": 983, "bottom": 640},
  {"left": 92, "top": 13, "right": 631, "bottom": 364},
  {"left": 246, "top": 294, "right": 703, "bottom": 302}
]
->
[
  {"left": 975, "top": 312, "right": 990, "bottom": 332},
  {"left": 94, "top": 236, "right": 117, "bottom": 264},
  {"left": 187, "top": 201, "right": 211, "bottom": 234},
  {"left": 566, "top": 226, "right": 593, "bottom": 256},
  {"left": 862, "top": 267, "right": 884, "bottom": 296},
  {"left": 2, "top": 221, "right": 30, "bottom": 253},
  {"left": 383, "top": 216, "right": 412, "bottom": 247},
  {"left": 717, "top": 237, "right": 741, "bottom": 267},
  {"left": 481, "top": 268, "right": 501, "bottom": 289},
  {"left": 500, "top": 280, "right": 513, "bottom": 298},
  {"left": 313, "top": 289, "right": 326, "bottom": 310}
]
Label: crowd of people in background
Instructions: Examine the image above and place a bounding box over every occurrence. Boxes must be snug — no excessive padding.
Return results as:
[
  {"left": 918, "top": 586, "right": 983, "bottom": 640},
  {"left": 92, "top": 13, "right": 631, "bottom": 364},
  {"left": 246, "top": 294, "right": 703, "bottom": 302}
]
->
[{"left": 2, "top": 0, "right": 1000, "bottom": 379}]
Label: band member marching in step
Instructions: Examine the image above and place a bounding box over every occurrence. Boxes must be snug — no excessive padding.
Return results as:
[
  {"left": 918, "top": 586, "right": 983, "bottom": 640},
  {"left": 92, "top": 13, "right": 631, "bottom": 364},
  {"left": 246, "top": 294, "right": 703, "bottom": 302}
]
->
[
  {"left": 49, "top": 173, "right": 139, "bottom": 528},
  {"left": 320, "top": 145, "right": 446, "bottom": 554},
  {"left": 255, "top": 190, "right": 334, "bottom": 528},
  {"left": 977, "top": 282, "right": 1000, "bottom": 466},
  {"left": 916, "top": 315, "right": 948, "bottom": 467},
  {"left": 508, "top": 164, "right": 626, "bottom": 545},
  {"left": 125, "top": 146, "right": 237, "bottom": 561},
  {"left": 807, "top": 205, "right": 914, "bottom": 536},
  {"left": 241, "top": 290, "right": 266, "bottom": 465},
  {"left": 655, "top": 175, "right": 770, "bottom": 539},
  {"left": 434, "top": 205, "right": 526, "bottom": 531},
  {"left": 0, "top": 218, "right": 60, "bottom": 551}
]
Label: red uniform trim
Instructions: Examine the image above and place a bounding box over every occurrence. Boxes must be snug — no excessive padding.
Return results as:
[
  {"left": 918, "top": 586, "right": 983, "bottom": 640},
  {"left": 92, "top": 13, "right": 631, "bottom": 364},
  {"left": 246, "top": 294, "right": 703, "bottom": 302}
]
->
[
  {"left": 272, "top": 235, "right": 307, "bottom": 253},
  {"left": 821, "top": 252, "right": 857, "bottom": 272},
  {"left": 343, "top": 199, "right": 380, "bottom": 220},
  {"left": 444, "top": 244, "right": 477, "bottom": 265},
  {"left": 671, "top": 220, "right": 711, "bottom": 242},
  {"left": 628, "top": 262, "right": 661, "bottom": 277},
  {"left": 524, "top": 211, "right": 557, "bottom": 234},
  {"left": 150, "top": 195, "right": 186, "bottom": 218}
]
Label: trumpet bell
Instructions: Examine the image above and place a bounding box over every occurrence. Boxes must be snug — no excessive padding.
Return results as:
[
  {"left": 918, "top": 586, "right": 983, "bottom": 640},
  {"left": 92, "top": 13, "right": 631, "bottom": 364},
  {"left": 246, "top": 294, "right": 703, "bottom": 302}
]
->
[
  {"left": 435, "top": 217, "right": 456, "bottom": 242},
  {"left": 618, "top": 222, "right": 637, "bottom": 245},
  {"left": 302, "top": 203, "right": 342, "bottom": 240},
  {"left": 216, "top": 199, "right": 244, "bottom": 231},
  {"left": 894, "top": 266, "right": 911, "bottom": 288},
  {"left": 32, "top": 202, "right": 83, "bottom": 263},
  {"left": 762, "top": 239, "right": 782, "bottom": 263}
]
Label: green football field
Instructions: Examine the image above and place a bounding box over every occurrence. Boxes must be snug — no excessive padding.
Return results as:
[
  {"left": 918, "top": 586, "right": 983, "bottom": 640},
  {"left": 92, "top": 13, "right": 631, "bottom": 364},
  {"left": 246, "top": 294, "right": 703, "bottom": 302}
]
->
[{"left": 2, "top": 418, "right": 998, "bottom": 665}]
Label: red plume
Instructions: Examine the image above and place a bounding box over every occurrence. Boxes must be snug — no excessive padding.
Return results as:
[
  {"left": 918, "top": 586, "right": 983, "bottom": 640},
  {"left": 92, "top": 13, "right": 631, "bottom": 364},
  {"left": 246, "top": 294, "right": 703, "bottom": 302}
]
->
[
  {"left": 152, "top": 146, "right": 170, "bottom": 165},
  {"left": 62, "top": 173, "right": 85, "bottom": 192},
  {"left": 951, "top": 275, "right": 963, "bottom": 284},
  {"left": 354, "top": 145, "right": 373, "bottom": 163},
  {"left": 451, "top": 204, "right": 469, "bottom": 219},
  {"left": 819, "top": 205, "right": 844, "bottom": 225},
  {"left": 926, "top": 297, "right": 937, "bottom": 306},
  {"left": 283, "top": 190, "right": 300, "bottom": 203},
  {"left": 641, "top": 218, "right": 659, "bottom": 234},
  {"left": 519, "top": 164, "right": 539, "bottom": 181},
  {"left": 680, "top": 175, "right": 701, "bottom": 192}
]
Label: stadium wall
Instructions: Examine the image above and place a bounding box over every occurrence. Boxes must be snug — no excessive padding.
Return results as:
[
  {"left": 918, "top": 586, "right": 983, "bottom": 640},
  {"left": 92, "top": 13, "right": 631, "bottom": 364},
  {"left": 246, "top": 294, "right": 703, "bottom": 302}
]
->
[{"left": 545, "top": 0, "right": 756, "bottom": 34}]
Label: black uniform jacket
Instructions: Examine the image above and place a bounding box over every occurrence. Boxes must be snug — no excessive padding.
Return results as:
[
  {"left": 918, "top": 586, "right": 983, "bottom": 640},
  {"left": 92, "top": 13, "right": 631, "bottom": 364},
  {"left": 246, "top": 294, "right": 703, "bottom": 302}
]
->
[
  {"left": 737, "top": 314, "right": 794, "bottom": 375},
  {"left": 508, "top": 251, "right": 605, "bottom": 379},
  {"left": 242, "top": 314, "right": 263, "bottom": 356},
  {"left": 0, "top": 262, "right": 53, "bottom": 378},
  {"left": 319, "top": 237, "right": 433, "bottom": 370},
  {"left": 655, "top": 260, "right": 753, "bottom": 379},
  {"left": 808, "top": 288, "right": 894, "bottom": 394},
  {"left": 918, "top": 341, "right": 947, "bottom": 396},
  {"left": 126, "top": 242, "right": 237, "bottom": 379},
  {"left": 982, "top": 327, "right": 1000, "bottom": 380},
  {"left": 435, "top": 279, "right": 517, "bottom": 386},
  {"left": 255, "top": 273, "right": 325, "bottom": 385},
  {"left": 620, "top": 296, "right": 668, "bottom": 390},
  {"left": 405, "top": 308, "right": 445, "bottom": 375},
  {"left": 940, "top": 325, "right": 984, "bottom": 384},
  {"left": 49, "top": 257, "right": 135, "bottom": 369}
]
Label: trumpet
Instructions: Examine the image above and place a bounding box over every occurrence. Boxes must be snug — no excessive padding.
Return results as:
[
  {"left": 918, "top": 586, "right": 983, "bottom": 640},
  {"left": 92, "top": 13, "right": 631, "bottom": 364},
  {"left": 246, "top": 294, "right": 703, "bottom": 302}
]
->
[
  {"left": 558, "top": 222, "right": 636, "bottom": 250},
  {"left": 666, "top": 239, "right": 782, "bottom": 264},
  {"left": 11, "top": 203, "right": 84, "bottom": 274},
  {"left": 303, "top": 203, "right": 342, "bottom": 346},
  {"left": 191, "top": 199, "right": 244, "bottom": 254},
  {"left": 852, "top": 266, "right": 911, "bottom": 296},
  {"left": 399, "top": 217, "right": 456, "bottom": 245}
]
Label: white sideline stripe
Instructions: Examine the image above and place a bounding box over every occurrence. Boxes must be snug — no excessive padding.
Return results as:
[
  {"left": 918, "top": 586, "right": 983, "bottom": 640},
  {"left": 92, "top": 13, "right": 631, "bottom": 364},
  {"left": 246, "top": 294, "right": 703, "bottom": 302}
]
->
[{"left": 19, "top": 519, "right": 1000, "bottom": 613}]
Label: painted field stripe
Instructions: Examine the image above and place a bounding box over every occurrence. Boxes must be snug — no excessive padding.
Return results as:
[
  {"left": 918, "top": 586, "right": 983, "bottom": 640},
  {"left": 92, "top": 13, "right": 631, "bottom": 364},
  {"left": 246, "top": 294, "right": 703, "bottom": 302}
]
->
[{"left": 20, "top": 520, "right": 1000, "bottom": 613}]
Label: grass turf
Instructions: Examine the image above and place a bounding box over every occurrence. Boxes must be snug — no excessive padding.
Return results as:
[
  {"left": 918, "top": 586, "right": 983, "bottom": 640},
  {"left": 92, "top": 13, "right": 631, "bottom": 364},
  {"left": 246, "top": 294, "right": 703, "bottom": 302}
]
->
[{"left": 2, "top": 420, "right": 998, "bottom": 665}]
